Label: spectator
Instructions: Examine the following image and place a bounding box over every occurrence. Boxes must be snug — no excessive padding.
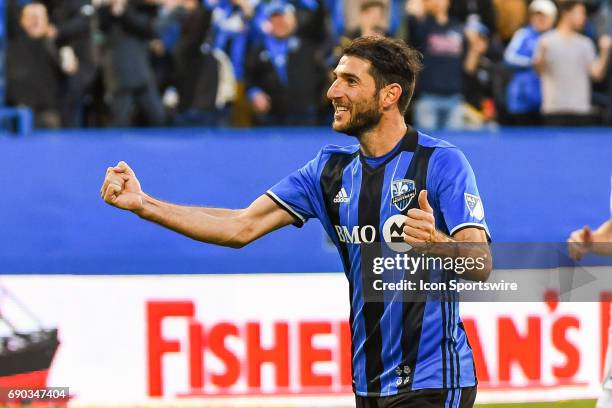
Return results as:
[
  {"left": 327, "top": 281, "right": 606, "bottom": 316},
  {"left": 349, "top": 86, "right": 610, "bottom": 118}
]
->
[
  {"left": 253, "top": 0, "right": 330, "bottom": 66},
  {"left": 406, "top": 0, "right": 488, "bottom": 130},
  {"left": 203, "top": 0, "right": 254, "bottom": 125},
  {"left": 6, "top": 2, "right": 62, "bottom": 128},
  {"left": 534, "top": 0, "right": 612, "bottom": 126},
  {"left": 504, "top": 0, "right": 556, "bottom": 125},
  {"left": 45, "top": 0, "right": 97, "bottom": 127},
  {"left": 162, "top": 0, "right": 235, "bottom": 126},
  {"left": 345, "top": 0, "right": 390, "bottom": 39},
  {"left": 204, "top": 0, "right": 253, "bottom": 81},
  {"left": 245, "top": 2, "right": 326, "bottom": 126},
  {"left": 98, "top": 0, "right": 165, "bottom": 127}
]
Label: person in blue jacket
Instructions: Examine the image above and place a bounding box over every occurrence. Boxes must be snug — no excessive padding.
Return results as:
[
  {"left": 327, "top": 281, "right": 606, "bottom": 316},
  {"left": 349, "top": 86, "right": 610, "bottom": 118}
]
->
[{"left": 504, "top": 0, "right": 556, "bottom": 126}]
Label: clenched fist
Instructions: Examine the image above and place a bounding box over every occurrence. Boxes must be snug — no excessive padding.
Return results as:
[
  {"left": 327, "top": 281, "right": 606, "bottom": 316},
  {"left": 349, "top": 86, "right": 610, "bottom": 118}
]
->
[{"left": 100, "top": 161, "right": 144, "bottom": 211}]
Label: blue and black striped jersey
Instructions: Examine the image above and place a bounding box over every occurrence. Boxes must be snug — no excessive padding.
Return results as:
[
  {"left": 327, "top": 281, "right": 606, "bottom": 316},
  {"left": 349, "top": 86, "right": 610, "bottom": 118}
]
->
[{"left": 266, "top": 129, "right": 490, "bottom": 397}]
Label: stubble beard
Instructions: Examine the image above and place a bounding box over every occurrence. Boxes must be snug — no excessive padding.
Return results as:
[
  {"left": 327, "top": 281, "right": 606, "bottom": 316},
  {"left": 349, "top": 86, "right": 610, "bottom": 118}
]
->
[{"left": 332, "top": 100, "right": 383, "bottom": 137}]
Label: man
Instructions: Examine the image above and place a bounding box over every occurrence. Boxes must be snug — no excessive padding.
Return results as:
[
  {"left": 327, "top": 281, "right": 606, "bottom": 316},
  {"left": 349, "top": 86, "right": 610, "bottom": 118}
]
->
[
  {"left": 405, "top": 0, "right": 488, "bottom": 130},
  {"left": 245, "top": 2, "right": 326, "bottom": 126},
  {"left": 157, "top": 0, "right": 225, "bottom": 127},
  {"left": 101, "top": 37, "right": 491, "bottom": 407},
  {"left": 568, "top": 178, "right": 612, "bottom": 408},
  {"left": 98, "top": 0, "right": 165, "bottom": 127},
  {"left": 504, "top": 0, "right": 557, "bottom": 126},
  {"left": 7, "top": 2, "right": 62, "bottom": 128},
  {"left": 45, "top": 0, "right": 96, "bottom": 127},
  {"left": 534, "top": 0, "right": 612, "bottom": 126}
]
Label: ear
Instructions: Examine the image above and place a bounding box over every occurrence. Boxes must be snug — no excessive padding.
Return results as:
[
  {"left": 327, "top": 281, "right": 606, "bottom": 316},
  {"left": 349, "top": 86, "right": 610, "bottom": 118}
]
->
[{"left": 380, "top": 83, "right": 403, "bottom": 110}]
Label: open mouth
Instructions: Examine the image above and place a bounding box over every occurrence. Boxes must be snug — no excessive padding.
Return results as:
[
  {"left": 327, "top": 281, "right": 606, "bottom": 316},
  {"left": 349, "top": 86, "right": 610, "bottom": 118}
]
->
[{"left": 333, "top": 104, "right": 350, "bottom": 119}]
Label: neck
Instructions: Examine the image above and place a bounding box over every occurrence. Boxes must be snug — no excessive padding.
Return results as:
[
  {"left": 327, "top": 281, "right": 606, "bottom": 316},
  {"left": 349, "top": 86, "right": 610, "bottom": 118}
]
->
[
  {"left": 557, "top": 20, "right": 575, "bottom": 34},
  {"left": 358, "top": 113, "right": 408, "bottom": 157},
  {"left": 434, "top": 11, "right": 449, "bottom": 25}
]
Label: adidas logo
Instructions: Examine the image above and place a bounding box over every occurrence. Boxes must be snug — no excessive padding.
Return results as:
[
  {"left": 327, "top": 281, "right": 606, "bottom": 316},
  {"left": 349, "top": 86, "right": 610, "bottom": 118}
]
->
[{"left": 333, "top": 187, "right": 350, "bottom": 203}]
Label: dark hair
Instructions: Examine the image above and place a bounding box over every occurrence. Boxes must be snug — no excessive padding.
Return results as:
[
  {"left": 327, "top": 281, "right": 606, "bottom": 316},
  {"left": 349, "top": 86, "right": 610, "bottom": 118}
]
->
[
  {"left": 342, "top": 36, "right": 423, "bottom": 114},
  {"left": 558, "top": 0, "right": 584, "bottom": 15},
  {"left": 360, "top": 1, "right": 386, "bottom": 12}
]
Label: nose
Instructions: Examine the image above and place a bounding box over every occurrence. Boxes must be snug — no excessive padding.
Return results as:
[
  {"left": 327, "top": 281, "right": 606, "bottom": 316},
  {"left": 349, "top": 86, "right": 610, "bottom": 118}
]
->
[{"left": 326, "top": 79, "right": 342, "bottom": 100}]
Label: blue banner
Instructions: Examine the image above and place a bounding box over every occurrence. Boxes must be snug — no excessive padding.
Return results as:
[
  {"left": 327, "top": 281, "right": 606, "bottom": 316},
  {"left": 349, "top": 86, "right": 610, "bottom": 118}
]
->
[{"left": 0, "top": 127, "right": 610, "bottom": 274}]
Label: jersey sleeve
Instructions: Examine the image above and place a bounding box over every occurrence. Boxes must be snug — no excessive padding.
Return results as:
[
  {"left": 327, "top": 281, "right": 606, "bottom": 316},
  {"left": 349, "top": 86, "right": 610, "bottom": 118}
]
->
[
  {"left": 427, "top": 147, "right": 491, "bottom": 239},
  {"left": 266, "top": 152, "right": 321, "bottom": 228}
]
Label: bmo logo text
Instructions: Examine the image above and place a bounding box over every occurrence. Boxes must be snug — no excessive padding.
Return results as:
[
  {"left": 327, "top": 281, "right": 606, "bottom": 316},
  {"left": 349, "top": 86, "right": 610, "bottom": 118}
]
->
[{"left": 334, "top": 225, "right": 376, "bottom": 244}]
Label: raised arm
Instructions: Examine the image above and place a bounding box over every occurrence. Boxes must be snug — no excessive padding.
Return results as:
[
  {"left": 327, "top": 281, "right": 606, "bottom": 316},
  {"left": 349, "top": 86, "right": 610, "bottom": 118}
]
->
[
  {"left": 100, "top": 162, "right": 295, "bottom": 248},
  {"left": 590, "top": 35, "right": 612, "bottom": 82}
]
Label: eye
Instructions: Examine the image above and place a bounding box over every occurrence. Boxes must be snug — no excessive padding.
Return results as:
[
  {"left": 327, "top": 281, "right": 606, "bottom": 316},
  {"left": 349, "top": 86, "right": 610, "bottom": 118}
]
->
[{"left": 348, "top": 78, "right": 357, "bottom": 86}]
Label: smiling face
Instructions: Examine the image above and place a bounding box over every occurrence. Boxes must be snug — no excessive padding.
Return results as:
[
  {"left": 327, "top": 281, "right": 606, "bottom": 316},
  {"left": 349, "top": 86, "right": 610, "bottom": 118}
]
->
[{"left": 327, "top": 55, "right": 383, "bottom": 137}]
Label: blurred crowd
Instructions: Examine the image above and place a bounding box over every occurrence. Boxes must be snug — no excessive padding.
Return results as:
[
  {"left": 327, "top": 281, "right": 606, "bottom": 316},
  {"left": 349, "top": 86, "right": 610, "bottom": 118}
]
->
[{"left": 4, "top": 0, "right": 612, "bottom": 129}]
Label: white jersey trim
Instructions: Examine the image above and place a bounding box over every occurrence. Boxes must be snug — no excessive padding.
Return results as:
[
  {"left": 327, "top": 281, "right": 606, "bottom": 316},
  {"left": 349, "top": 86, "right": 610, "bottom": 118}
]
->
[
  {"left": 450, "top": 222, "right": 491, "bottom": 239},
  {"left": 266, "top": 190, "right": 307, "bottom": 224}
]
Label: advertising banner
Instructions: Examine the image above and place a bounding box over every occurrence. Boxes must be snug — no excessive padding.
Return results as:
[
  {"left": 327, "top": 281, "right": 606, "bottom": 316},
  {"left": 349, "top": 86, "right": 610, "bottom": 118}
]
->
[{"left": 0, "top": 274, "right": 607, "bottom": 406}]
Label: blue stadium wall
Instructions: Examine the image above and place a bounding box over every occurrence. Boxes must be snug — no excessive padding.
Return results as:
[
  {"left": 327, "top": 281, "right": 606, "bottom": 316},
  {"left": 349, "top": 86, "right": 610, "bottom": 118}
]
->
[{"left": 1, "top": 127, "right": 611, "bottom": 274}]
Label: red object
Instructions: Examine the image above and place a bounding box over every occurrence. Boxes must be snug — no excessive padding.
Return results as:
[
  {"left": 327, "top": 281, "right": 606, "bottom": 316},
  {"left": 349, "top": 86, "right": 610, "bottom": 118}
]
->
[{"left": 0, "top": 369, "right": 49, "bottom": 388}]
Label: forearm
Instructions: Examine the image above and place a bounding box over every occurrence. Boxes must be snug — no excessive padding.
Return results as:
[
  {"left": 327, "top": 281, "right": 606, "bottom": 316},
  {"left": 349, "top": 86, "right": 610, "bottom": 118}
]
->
[
  {"left": 463, "top": 50, "right": 481, "bottom": 75},
  {"left": 426, "top": 230, "right": 492, "bottom": 282},
  {"left": 591, "top": 53, "right": 611, "bottom": 81},
  {"left": 134, "top": 194, "right": 248, "bottom": 248},
  {"left": 194, "top": 206, "right": 241, "bottom": 217}
]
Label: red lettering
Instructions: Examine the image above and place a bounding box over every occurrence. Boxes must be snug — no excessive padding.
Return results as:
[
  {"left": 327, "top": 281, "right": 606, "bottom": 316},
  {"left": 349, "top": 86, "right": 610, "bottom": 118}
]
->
[
  {"left": 601, "top": 292, "right": 612, "bottom": 379},
  {"left": 147, "top": 301, "right": 194, "bottom": 396},
  {"left": 462, "top": 319, "right": 490, "bottom": 382},
  {"left": 552, "top": 316, "right": 580, "bottom": 379},
  {"left": 189, "top": 321, "right": 204, "bottom": 389},
  {"left": 498, "top": 317, "right": 541, "bottom": 382},
  {"left": 299, "top": 322, "right": 332, "bottom": 387},
  {"left": 339, "top": 322, "right": 352, "bottom": 387},
  {"left": 208, "top": 322, "right": 241, "bottom": 387},
  {"left": 246, "top": 322, "right": 289, "bottom": 387}
]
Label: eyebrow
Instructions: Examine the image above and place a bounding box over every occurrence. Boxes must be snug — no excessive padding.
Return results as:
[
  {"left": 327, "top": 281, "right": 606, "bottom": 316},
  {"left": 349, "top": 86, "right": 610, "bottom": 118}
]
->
[{"left": 333, "top": 71, "right": 360, "bottom": 82}]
